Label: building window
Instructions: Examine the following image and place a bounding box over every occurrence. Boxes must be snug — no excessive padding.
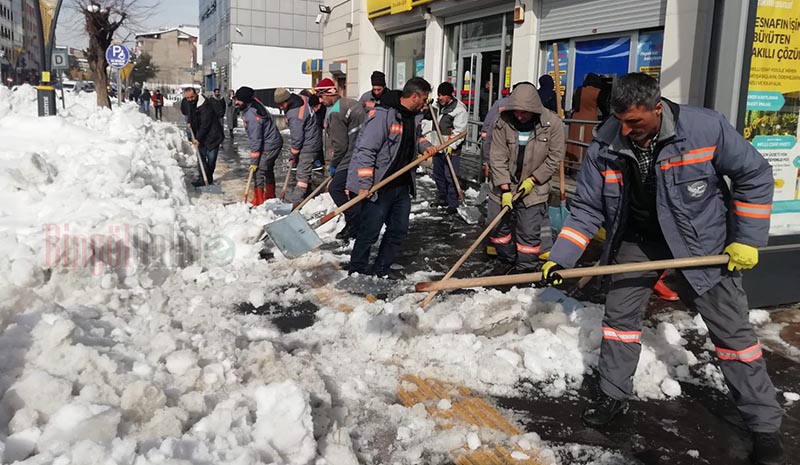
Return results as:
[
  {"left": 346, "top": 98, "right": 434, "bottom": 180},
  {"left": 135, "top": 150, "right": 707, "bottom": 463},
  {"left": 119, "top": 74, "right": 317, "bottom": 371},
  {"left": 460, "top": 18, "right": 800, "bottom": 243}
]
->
[{"left": 388, "top": 30, "right": 425, "bottom": 90}]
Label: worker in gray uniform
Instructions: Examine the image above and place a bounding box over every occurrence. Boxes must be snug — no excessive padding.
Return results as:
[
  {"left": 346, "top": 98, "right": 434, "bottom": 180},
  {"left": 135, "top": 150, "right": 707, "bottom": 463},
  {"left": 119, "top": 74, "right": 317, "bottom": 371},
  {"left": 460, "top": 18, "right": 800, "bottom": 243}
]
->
[
  {"left": 540, "top": 73, "right": 784, "bottom": 465},
  {"left": 274, "top": 87, "right": 322, "bottom": 204}
]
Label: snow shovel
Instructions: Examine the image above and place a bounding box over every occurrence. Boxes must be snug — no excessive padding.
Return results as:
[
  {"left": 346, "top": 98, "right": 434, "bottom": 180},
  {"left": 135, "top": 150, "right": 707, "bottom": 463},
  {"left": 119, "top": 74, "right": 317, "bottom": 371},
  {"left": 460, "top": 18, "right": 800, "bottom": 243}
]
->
[
  {"left": 415, "top": 247, "right": 794, "bottom": 292},
  {"left": 264, "top": 133, "right": 467, "bottom": 258},
  {"left": 549, "top": 161, "right": 569, "bottom": 234},
  {"left": 243, "top": 168, "right": 255, "bottom": 202},
  {"left": 419, "top": 190, "right": 525, "bottom": 308},
  {"left": 293, "top": 176, "right": 332, "bottom": 212},
  {"left": 190, "top": 130, "right": 223, "bottom": 195}
]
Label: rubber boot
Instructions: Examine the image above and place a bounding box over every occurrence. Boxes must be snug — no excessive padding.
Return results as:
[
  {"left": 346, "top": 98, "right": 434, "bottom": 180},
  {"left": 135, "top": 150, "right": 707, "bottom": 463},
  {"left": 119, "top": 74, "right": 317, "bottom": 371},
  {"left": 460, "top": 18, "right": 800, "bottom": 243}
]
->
[
  {"left": 653, "top": 272, "right": 679, "bottom": 301},
  {"left": 251, "top": 187, "right": 265, "bottom": 207},
  {"left": 263, "top": 183, "right": 276, "bottom": 200}
]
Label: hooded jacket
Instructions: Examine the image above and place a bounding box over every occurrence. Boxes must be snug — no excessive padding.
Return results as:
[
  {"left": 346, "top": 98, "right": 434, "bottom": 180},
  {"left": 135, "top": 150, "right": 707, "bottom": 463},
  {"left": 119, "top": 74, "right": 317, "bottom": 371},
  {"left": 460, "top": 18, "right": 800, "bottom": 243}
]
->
[
  {"left": 325, "top": 97, "right": 366, "bottom": 170},
  {"left": 346, "top": 90, "right": 432, "bottom": 201},
  {"left": 241, "top": 99, "right": 283, "bottom": 155},
  {"left": 489, "top": 83, "right": 565, "bottom": 207},
  {"left": 284, "top": 94, "right": 322, "bottom": 155},
  {"left": 549, "top": 99, "right": 774, "bottom": 296}
]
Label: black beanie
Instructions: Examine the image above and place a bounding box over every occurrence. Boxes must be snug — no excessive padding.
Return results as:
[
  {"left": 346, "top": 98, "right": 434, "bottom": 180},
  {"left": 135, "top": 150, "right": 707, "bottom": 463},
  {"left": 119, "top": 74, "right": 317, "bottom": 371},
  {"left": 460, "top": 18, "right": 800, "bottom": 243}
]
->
[
  {"left": 437, "top": 82, "right": 454, "bottom": 96},
  {"left": 371, "top": 71, "right": 387, "bottom": 87},
  {"left": 235, "top": 86, "right": 255, "bottom": 103}
]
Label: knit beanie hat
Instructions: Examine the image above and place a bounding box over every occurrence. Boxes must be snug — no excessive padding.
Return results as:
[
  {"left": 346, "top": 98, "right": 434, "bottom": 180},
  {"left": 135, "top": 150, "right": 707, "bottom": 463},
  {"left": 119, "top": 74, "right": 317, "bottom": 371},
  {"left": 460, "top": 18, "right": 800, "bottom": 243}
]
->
[
  {"left": 437, "top": 82, "right": 455, "bottom": 96},
  {"left": 235, "top": 86, "right": 255, "bottom": 103},
  {"left": 371, "top": 71, "right": 387, "bottom": 87},
  {"left": 315, "top": 78, "right": 338, "bottom": 96},
  {"left": 274, "top": 87, "right": 291, "bottom": 104}
]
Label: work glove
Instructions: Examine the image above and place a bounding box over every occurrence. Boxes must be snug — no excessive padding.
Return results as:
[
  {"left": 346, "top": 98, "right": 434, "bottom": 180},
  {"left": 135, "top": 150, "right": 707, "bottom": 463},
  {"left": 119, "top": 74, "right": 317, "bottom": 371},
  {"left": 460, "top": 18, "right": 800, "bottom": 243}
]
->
[
  {"left": 289, "top": 158, "right": 297, "bottom": 167},
  {"left": 501, "top": 191, "right": 514, "bottom": 210},
  {"left": 539, "top": 261, "right": 564, "bottom": 286},
  {"left": 518, "top": 177, "right": 535, "bottom": 196},
  {"left": 443, "top": 146, "right": 454, "bottom": 156},
  {"left": 723, "top": 242, "right": 759, "bottom": 271},
  {"left": 249, "top": 164, "right": 258, "bottom": 173},
  {"left": 328, "top": 165, "right": 336, "bottom": 177}
]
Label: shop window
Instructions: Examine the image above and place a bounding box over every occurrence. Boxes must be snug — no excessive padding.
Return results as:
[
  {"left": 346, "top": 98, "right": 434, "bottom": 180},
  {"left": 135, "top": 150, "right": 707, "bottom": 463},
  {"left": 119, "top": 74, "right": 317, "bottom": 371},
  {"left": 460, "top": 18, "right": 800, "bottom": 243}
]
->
[
  {"left": 389, "top": 30, "right": 426, "bottom": 90},
  {"left": 636, "top": 30, "right": 664, "bottom": 80}
]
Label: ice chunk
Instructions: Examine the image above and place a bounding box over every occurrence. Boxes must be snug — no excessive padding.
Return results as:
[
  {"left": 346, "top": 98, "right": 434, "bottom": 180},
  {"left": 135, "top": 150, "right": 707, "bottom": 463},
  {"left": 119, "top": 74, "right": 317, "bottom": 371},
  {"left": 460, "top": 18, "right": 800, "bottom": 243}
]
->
[
  {"left": 38, "top": 402, "right": 121, "bottom": 451},
  {"left": 660, "top": 378, "right": 682, "bottom": 397},
  {"left": 4, "top": 369, "right": 73, "bottom": 419},
  {"left": 253, "top": 380, "right": 316, "bottom": 465},
  {"left": 749, "top": 309, "right": 771, "bottom": 326},
  {"left": 165, "top": 349, "right": 197, "bottom": 376},
  {"left": 120, "top": 380, "right": 167, "bottom": 422},
  {"left": 467, "top": 432, "right": 481, "bottom": 450},
  {"left": 3, "top": 427, "right": 40, "bottom": 462},
  {"left": 783, "top": 392, "right": 800, "bottom": 405}
]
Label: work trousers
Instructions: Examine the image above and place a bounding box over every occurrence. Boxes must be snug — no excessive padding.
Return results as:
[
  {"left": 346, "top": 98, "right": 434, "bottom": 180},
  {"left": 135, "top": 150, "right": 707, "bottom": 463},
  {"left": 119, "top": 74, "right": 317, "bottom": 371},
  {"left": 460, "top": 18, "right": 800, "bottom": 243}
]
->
[
  {"left": 432, "top": 152, "right": 461, "bottom": 208},
  {"left": 487, "top": 199, "right": 551, "bottom": 270},
  {"left": 600, "top": 240, "right": 783, "bottom": 433},
  {"left": 286, "top": 150, "right": 316, "bottom": 203},
  {"left": 329, "top": 167, "right": 361, "bottom": 226},
  {"left": 254, "top": 149, "right": 280, "bottom": 189},
  {"left": 154, "top": 106, "right": 162, "bottom": 120},
  {"left": 349, "top": 184, "right": 411, "bottom": 276}
]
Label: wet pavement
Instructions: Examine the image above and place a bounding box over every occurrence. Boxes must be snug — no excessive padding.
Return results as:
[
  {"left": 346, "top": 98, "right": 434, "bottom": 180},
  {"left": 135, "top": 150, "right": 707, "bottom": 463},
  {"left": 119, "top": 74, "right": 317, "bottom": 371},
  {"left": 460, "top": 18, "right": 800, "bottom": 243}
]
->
[{"left": 160, "top": 105, "right": 800, "bottom": 464}]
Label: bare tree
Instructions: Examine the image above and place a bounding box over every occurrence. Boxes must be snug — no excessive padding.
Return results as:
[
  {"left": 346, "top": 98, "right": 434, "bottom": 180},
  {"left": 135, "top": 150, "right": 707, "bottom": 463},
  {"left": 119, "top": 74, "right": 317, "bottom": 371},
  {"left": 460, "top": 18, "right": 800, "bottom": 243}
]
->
[{"left": 73, "top": 0, "right": 156, "bottom": 108}]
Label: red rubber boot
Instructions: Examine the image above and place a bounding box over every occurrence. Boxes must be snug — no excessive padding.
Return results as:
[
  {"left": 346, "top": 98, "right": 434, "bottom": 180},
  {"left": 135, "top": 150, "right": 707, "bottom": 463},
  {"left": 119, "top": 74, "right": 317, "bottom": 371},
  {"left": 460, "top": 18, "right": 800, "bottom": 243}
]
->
[
  {"left": 263, "top": 183, "right": 276, "bottom": 200},
  {"left": 653, "top": 272, "right": 679, "bottom": 301},
  {"left": 250, "top": 187, "right": 265, "bottom": 207}
]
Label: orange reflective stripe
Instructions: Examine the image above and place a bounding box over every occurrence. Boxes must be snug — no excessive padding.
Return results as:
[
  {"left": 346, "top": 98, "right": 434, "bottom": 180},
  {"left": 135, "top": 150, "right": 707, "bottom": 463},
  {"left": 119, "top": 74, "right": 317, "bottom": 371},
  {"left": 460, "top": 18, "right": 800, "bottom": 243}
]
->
[
  {"left": 357, "top": 168, "right": 374, "bottom": 177},
  {"left": 716, "top": 343, "right": 762, "bottom": 362},
  {"left": 390, "top": 123, "right": 403, "bottom": 134},
  {"left": 602, "top": 169, "right": 622, "bottom": 184},
  {"left": 516, "top": 243, "right": 541, "bottom": 254},
  {"left": 250, "top": 152, "right": 260, "bottom": 158},
  {"left": 369, "top": 110, "right": 376, "bottom": 117},
  {"left": 733, "top": 200, "right": 772, "bottom": 219},
  {"left": 298, "top": 96, "right": 307, "bottom": 120},
  {"left": 602, "top": 327, "right": 642, "bottom": 343},
  {"left": 490, "top": 234, "right": 512, "bottom": 245},
  {"left": 297, "top": 181, "right": 309, "bottom": 188},
  {"left": 660, "top": 146, "right": 716, "bottom": 170},
  {"left": 558, "top": 227, "right": 590, "bottom": 250}
]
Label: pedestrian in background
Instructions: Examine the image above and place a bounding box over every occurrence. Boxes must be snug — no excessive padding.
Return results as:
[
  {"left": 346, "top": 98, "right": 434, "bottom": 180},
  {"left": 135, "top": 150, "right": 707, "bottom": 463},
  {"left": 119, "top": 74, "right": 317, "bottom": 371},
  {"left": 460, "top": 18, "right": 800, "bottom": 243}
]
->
[
  {"left": 359, "top": 71, "right": 388, "bottom": 111},
  {"left": 152, "top": 90, "right": 164, "bottom": 121},
  {"left": 140, "top": 87, "right": 151, "bottom": 114},
  {"left": 274, "top": 87, "right": 322, "bottom": 205},
  {"left": 226, "top": 89, "right": 238, "bottom": 137}
]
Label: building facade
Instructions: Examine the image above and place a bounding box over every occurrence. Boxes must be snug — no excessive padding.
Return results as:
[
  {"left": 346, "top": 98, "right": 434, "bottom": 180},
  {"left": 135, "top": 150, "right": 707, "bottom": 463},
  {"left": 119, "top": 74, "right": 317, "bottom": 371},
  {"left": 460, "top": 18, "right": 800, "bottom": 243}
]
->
[
  {"left": 321, "top": 0, "right": 748, "bottom": 124},
  {"left": 199, "top": 0, "right": 323, "bottom": 92},
  {"left": 135, "top": 26, "right": 201, "bottom": 87}
]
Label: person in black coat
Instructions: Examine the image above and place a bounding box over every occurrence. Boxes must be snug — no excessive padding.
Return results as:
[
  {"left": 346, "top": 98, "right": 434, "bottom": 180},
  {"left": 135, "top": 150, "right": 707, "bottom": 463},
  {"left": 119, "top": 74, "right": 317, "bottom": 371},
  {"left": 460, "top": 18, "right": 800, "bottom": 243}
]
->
[{"left": 192, "top": 93, "right": 224, "bottom": 186}]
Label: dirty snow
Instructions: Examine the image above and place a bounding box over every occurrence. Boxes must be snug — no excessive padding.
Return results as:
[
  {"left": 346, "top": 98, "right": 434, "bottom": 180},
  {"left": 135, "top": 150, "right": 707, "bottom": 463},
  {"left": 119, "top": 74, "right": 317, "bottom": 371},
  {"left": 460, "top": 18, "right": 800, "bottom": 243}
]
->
[{"left": 0, "top": 85, "right": 783, "bottom": 464}]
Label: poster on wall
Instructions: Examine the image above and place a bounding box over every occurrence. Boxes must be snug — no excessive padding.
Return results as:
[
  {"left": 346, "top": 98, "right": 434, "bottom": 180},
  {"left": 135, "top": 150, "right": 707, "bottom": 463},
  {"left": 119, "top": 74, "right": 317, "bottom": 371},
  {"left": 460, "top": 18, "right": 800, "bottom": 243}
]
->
[
  {"left": 545, "top": 43, "right": 569, "bottom": 98},
  {"left": 415, "top": 59, "right": 424, "bottom": 77},
  {"left": 745, "top": 1, "right": 800, "bottom": 235},
  {"left": 396, "top": 62, "right": 407, "bottom": 89},
  {"left": 636, "top": 31, "right": 664, "bottom": 79}
]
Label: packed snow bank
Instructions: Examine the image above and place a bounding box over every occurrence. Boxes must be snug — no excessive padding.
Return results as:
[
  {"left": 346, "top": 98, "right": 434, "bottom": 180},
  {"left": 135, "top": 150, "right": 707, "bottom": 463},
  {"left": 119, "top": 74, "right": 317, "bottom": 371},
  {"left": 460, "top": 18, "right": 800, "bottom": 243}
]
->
[{"left": 0, "top": 85, "right": 782, "bottom": 465}]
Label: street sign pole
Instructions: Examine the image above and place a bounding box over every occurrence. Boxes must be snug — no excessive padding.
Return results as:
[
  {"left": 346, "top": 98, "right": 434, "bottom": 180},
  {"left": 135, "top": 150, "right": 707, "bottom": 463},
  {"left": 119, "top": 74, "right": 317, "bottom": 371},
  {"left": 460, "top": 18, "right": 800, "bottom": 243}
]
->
[
  {"left": 105, "top": 44, "right": 131, "bottom": 108},
  {"left": 35, "top": 0, "right": 64, "bottom": 117}
]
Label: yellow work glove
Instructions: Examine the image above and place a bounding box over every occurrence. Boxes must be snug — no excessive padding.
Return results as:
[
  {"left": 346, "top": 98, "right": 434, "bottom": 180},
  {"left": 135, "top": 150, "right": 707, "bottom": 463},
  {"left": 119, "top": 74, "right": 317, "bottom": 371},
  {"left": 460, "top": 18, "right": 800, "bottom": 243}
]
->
[
  {"left": 723, "top": 242, "right": 759, "bottom": 271},
  {"left": 249, "top": 164, "right": 258, "bottom": 173},
  {"left": 444, "top": 146, "right": 454, "bottom": 156},
  {"left": 501, "top": 191, "right": 514, "bottom": 210},
  {"left": 518, "top": 177, "right": 535, "bottom": 196},
  {"left": 538, "top": 251, "right": 550, "bottom": 261},
  {"left": 540, "top": 261, "right": 564, "bottom": 286}
]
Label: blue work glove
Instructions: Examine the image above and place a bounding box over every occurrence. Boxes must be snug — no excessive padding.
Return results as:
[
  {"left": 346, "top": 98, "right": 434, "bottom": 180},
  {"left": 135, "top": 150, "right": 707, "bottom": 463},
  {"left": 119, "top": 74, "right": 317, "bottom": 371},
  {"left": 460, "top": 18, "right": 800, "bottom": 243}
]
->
[{"left": 328, "top": 165, "right": 336, "bottom": 177}]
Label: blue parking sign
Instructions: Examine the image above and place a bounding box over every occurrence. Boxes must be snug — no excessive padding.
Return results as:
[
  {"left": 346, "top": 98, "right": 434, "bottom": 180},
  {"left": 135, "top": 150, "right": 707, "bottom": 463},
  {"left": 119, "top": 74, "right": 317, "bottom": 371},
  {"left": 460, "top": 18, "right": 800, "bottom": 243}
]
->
[{"left": 105, "top": 44, "right": 130, "bottom": 69}]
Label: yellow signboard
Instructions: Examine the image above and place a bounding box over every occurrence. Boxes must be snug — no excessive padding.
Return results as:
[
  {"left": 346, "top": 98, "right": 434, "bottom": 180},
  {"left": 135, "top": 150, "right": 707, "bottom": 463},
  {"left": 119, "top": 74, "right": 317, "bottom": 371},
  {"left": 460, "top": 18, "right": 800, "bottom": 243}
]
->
[
  {"left": 367, "top": 0, "right": 434, "bottom": 19},
  {"left": 120, "top": 63, "right": 134, "bottom": 81}
]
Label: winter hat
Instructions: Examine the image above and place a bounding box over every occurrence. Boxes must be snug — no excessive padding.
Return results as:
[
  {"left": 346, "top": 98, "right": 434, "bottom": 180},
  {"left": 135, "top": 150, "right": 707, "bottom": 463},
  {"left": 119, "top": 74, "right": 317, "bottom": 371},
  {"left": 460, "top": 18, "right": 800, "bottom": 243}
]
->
[
  {"left": 437, "top": 82, "right": 454, "bottom": 96},
  {"left": 315, "top": 78, "right": 338, "bottom": 96},
  {"left": 235, "top": 86, "right": 255, "bottom": 103},
  {"left": 274, "top": 87, "right": 291, "bottom": 104},
  {"left": 371, "top": 71, "right": 387, "bottom": 87}
]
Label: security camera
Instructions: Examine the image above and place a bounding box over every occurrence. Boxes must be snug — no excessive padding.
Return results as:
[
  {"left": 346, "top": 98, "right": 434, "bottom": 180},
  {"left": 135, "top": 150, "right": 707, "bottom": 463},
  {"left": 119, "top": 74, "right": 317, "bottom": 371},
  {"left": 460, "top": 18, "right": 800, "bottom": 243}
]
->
[
  {"left": 315, "top": 13, "right": 323, "bottom": 24},
  {"left": 235, "top": 27, "right": 244, "bottom": 36}
]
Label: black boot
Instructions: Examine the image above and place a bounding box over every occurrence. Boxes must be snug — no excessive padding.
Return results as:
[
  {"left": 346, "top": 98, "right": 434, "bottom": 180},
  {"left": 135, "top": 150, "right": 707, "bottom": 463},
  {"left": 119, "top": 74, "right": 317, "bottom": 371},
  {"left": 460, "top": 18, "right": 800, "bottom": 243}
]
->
[
  {"left": 336, "top": 222, "right": 359, "bottom": 241},
  {"left": 581, "top": 391, "right": 629, "bottom": 427},
  {"left": 751, "top": 432, "right": 785, "bottom": 465}
]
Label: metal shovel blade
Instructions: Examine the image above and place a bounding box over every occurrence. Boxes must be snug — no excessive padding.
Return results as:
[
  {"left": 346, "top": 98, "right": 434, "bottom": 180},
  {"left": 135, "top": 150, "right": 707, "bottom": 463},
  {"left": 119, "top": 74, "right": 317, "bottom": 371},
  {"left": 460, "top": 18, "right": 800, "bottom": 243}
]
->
[
  {"left": 195, "top": 184, "right": 224, "bottom": 194},
  {"left": 264, "top": 211, "right": 322, "bottom": 258},
  {"left": 263, "top": 200, "right": 294, "bottom": 217},
  {"left": 457, "top": 205, "right": 482, "bottom": 225},
  {"left": 476, "top": 182, "right": 490, "bottom": 204}
]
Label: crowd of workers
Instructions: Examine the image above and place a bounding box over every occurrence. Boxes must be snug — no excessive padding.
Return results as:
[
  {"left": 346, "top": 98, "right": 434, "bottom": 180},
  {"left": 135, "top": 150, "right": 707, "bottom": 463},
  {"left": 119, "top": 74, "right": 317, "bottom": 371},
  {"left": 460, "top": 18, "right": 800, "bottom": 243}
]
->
[{"left": 174, "top": 70, "right": 784, "bottom": 465}]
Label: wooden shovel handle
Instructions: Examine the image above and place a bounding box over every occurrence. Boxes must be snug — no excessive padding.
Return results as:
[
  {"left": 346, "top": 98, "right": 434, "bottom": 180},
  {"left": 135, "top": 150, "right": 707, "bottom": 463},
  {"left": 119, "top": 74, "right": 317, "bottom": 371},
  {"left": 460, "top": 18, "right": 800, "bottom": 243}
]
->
[
  {"left": 318, "top": 132, "right": 467, "bottom": 226},
  {"left": 293, "top": 177, "right": 332, "bottom": 212},
  {"left": 415, "top": 255, "right": 732, "bottom": 292},
  {"left": 420, "top": 191, "right": 525, "bottom": 308},
  {"left": 279, "top": 159, "right": 293, "bottom": 200},
  {"left": 243, "top": 169, "right": 255, "bottom": 202}
]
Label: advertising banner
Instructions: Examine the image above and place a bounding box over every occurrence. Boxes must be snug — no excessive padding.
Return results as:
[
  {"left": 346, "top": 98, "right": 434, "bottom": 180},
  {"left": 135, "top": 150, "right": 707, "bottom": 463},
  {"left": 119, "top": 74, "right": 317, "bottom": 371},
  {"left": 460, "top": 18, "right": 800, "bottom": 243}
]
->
[
  {"left": 636, "top": 30, "right": 664, "bottom": 79},
  {"left": 745, "top": 1, "right": 800, "bottom": 235}
]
